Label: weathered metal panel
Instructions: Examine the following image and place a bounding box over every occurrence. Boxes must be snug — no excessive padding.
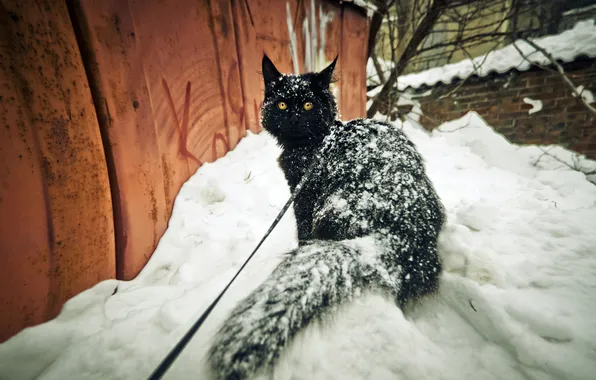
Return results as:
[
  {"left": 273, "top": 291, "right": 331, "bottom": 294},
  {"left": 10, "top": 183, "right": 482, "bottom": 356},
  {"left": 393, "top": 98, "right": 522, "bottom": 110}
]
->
[
  {"left": 249, "top": 0, "right": 306, "bottom": 75},
  {"left": 207, "top": 0, "right": 246, "bottom": 155},
  {"left": 69, "top": 0, "right": 171, "bottom": 280},
  {"left": 231, "top": 0, "right": 265, "bottom": 134},
  {"left": 340, "top": 5, "right": 368, "bottom": 120},
  {"left": 71, "top": 0, "right": 246, "bottom": 279},
  {"left": 0, "top": 0, "right": 115, "bottom": 342}
]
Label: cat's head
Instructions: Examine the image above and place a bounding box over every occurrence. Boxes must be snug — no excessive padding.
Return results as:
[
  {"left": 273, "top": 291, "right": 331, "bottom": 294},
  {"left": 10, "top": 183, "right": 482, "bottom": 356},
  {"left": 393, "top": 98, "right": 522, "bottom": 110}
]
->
[{"left": 260, "top": 54, "right": 338, "bottom": 148}]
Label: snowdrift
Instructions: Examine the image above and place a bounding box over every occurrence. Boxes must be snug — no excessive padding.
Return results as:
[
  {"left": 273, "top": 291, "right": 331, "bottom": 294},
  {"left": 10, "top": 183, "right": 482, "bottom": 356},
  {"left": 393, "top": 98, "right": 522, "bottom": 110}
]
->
[{"left": 1, "top": 112, "right": 595, "bottom": 380}]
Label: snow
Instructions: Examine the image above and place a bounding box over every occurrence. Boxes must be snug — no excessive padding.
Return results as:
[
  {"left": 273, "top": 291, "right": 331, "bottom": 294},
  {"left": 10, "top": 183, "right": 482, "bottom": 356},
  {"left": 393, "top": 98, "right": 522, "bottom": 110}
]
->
[
  {"left": 396, "top": 20, "right": 596, "bottom": 90},
  {"left": 366, "top": 57, "right": 392, "bottom": 87},
  {"left": 523, "top": 97, "right": 543, "bottom": 114},
  {"left": 574, "top": 85, "right": 595, "bottom": 104},
  {"left": 563, "top": 4, "right": 596, "bottom": 16},
  {"left": 2, "top": 113, "right": 596, "bottom": 380},
  {"left": 367, "top": 86, "right": 426, "bottom": 123},
  {"left": 348, "top": 0, "right": 377, "bottom": 18}
]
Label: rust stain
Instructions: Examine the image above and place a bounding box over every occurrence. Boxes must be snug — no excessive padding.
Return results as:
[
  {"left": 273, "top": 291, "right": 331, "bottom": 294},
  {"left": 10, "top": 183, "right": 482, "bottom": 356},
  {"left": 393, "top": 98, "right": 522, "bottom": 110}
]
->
[
  {"left": 227, "top": 61, "right": 243, "bottom": 115},
  {"left": 161, "top": 154, "right": 171, "bottom": 211},
  {"left": 161, "top": 78, "right": 202, "bottom": 165},
  {"left": 148, "top": 185, "right": 158, "bottom": 249}
]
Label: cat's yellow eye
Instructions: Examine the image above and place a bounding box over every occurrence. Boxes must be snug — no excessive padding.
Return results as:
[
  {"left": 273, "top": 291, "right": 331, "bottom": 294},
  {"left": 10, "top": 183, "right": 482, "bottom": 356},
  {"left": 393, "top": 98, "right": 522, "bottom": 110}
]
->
[
  {"left": 304, "top": 102, "right": 313, "bottom": 111},
  {"left": 277, "top": 101, "right": 288, "bottom": 110}
]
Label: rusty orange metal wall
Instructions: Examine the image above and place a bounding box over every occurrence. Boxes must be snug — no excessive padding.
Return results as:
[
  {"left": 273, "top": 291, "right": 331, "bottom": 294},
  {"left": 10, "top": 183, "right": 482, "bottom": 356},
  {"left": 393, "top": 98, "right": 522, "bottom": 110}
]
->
[
  {"left": 0, "top": 0, "right": 115, "bottom": 342},
  {"left": 69, "top": 0, "right": 248, "bottom": 280},
  {"left": 0, "top": 0, "right": 368, "bottom": 341}
]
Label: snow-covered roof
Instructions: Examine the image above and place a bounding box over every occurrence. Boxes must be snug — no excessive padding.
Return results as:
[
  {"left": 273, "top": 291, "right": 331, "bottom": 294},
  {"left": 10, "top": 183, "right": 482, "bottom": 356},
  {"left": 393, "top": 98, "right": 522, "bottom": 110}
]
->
[
  {"left": 398, "top": 20, "right": 596, "bottom": 90},
  {"left": 332, "top": 0, "right": 377, "bottom": 16}
]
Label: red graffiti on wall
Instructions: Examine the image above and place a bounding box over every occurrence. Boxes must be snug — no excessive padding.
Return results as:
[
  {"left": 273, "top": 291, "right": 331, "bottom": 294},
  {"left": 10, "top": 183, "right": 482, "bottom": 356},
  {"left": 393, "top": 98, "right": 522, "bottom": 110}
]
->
[
  {"left": 162, "top": 75, "right": 265, "bottom": 166},
  {"left": 211, "top": 133, "right": 230, "bottom": 162},
  {"left": 162, "top": 79, "right": 202, "bottom": 165}
]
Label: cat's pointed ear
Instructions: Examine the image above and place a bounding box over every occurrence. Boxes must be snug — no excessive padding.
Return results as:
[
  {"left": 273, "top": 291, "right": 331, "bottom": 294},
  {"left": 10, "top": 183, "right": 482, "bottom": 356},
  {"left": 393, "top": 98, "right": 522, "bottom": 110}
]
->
[
  {"left": 317, "top": 55, "right": 338, "bottom": 86},
  {"left": 262, "top": 54, "right": 282, "bottom": 84}
]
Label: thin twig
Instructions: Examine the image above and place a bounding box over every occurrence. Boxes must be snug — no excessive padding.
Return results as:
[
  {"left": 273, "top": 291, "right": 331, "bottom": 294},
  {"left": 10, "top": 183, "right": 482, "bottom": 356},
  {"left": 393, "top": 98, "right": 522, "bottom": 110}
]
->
[
  {"left": 438, "top": 41, "right": 504, "bottom": 99},
  {"left": 518, "top": 37, "right": 596, "bottom": 115},
  {"left": 533, "top": 146, "right": 553, "bottom": 166},
  {"left": 404, "top": 108, "right": 442, "bottom": 127},
  {"left": 511, "top": 40, "right": 557, "bottom": 74},
  {"left": 436, "top": 120, "right": 473, "bottom": 133},
  {"left": 535, "top": 147, "right": 596, "bottom": 176}
]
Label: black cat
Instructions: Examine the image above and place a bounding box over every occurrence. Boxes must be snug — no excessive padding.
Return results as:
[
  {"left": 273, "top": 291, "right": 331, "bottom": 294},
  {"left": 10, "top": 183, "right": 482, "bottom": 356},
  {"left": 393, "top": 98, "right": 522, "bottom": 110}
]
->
[{"left": 208, "top": 55, "right": 444, "bottom": 379}]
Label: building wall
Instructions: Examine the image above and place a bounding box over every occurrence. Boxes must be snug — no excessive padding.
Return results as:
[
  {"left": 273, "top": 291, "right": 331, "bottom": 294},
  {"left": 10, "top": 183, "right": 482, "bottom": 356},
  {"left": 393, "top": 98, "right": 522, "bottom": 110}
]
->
[
  {"left": 0, "top": 0, "right": 369, "bottom": 342},
  {"left": 415, "top": 59, "right": 596, "bottom": 158},
  {"left": 374, "top": 1, "right": 576, "bottom": 75},
  {"left": 410, "top": 1, "right": 512, "bottom": 73}
]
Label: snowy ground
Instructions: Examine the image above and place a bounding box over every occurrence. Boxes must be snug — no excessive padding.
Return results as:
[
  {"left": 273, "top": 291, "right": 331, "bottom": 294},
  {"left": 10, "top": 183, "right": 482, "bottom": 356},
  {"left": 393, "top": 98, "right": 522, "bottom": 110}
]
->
[{"left": 1, "top": 112, "right": 596, "bottom": 380}]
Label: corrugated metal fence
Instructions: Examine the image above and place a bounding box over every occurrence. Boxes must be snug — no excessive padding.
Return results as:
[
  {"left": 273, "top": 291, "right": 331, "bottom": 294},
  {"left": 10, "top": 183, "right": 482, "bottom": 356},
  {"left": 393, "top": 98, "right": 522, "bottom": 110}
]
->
[{"left": 0, "top": 0, "right": 368, "bottom": 342}]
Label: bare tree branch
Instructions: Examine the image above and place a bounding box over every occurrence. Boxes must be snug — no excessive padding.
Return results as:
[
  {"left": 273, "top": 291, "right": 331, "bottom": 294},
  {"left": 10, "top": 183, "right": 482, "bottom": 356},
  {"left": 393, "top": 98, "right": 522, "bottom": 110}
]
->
[
  {"left": 365, "top": 0, "right": 566, "bottom": 120},
  {"left": 367, "top": 0, "right": 393, "bottom": 59},
  {"left": 510, "top": 40, "right": 558, "bottom": 74},
  {"left": 371, "top": 52, "right": 386, "bottom": 84},
  {"left": 535, "top": 148, "right": 596, "bottom": 176},
  {"left": 439, "top": 40, "right": 504, "bottom": 100},
  {"left": 516, "top": 37, "right": 596, "bottom": 115},
  {"left": 368, "top": 0, "right": 448, "bottom": 118}
]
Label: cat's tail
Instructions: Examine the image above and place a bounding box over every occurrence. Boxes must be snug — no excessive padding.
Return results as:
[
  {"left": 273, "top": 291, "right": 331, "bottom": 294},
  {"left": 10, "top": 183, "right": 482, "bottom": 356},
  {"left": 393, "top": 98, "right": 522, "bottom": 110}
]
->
[{"left": 207, "top": 237, "right": 399, "bottom": 380}]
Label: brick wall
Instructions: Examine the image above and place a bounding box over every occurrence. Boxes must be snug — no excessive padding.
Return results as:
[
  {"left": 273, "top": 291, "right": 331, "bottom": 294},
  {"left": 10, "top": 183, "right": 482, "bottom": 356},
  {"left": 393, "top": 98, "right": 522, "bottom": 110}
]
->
[{"left": 415, "top": 58, "right": 596, "bottom": 159}]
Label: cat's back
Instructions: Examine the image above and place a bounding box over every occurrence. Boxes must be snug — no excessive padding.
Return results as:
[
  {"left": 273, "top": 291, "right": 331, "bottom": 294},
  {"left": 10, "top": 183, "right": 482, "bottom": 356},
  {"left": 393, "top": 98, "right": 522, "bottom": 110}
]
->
[
  {"left": 321, "top": 118, "right": 425, "bottom": 177},
  {"left": 312, "top": 117, "right": 443, "bottom": 243}
]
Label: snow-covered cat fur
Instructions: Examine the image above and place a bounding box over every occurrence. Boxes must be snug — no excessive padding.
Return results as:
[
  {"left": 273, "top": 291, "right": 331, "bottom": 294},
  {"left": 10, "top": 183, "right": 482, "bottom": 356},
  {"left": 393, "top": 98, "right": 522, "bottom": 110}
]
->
[{"left": 208, "top": 55, "right": 445, "bottom": 379}]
